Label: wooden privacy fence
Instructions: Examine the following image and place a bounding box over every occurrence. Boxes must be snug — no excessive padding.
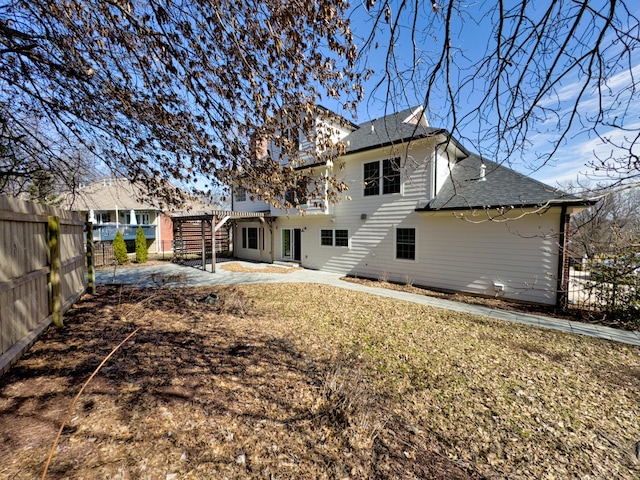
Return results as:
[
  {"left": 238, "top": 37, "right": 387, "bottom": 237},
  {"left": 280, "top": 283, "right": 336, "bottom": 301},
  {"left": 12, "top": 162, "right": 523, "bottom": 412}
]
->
[{"left": 0, "top": 196, "right": 87, "bottom": 376}]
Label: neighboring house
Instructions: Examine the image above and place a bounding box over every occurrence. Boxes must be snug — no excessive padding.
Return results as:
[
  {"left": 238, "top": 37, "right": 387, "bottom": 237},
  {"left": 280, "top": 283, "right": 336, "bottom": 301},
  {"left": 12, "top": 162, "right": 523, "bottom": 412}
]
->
[
  {"left": 63, "top": 178, "right": 211, "bottom": 253},
  {"left": 232, "top": 106, "right": 594, "bottom": 306}
]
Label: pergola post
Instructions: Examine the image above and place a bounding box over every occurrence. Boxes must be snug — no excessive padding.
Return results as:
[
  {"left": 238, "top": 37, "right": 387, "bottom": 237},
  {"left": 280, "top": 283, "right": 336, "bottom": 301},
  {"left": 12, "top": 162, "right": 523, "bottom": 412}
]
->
[
  {"left": 168, "top": 210, "right": 270, "bottom": 273},
  {"left": 201, "top": 219, "right": 206, "bottom": 272}
]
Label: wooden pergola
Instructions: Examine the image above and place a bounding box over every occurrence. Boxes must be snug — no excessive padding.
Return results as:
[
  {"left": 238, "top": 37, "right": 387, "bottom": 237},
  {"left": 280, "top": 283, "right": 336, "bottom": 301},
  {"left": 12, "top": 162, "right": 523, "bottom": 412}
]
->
[{"left": 170, "top": 210, "right": 273, "bottom": 272}]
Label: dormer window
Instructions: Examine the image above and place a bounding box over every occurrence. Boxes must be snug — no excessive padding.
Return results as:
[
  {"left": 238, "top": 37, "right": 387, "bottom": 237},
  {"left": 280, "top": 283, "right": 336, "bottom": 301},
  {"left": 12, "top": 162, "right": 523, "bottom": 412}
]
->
[
  {"left": 234, "top": 189, "right": 246, "bottom": 202},
  {"left": 284, "top": 178, "right": 308, "bottom": 206},
  {"left": 285, "top": 126, "right": 299, "bottom": 150},
  {"left": 364, "top": 158, "right": 401, "bottom": 196}
]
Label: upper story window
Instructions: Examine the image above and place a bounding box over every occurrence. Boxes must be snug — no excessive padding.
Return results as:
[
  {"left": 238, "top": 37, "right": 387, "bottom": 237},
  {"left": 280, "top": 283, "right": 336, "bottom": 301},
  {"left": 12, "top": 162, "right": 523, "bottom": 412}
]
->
[
  {"left": 364, "top": 158, "right": 401, "bottom": 196},
  {"left": 234, "top": 189, "right": 246, "bottom": 202},
  {"left": 125, "top": 212, "right": 150, "bottom": 225},
  {"left": 284, "top": 178, "right": 308, "bottom": 206},
  {"left": 285, "top": 127, "right": 300, "bottom": 150},
  {"left": 363, "top": 161, "right": 379, "bottom": 196}
]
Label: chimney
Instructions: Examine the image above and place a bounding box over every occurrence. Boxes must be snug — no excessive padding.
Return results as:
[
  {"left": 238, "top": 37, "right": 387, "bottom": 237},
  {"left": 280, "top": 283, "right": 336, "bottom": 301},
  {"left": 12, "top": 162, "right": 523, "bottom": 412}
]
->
[
  {"left": 249, "top": 132, "right": 269, "bottom": 159},
  {"left": 370, "top": 124, "right": 375, "bottom": 134}
]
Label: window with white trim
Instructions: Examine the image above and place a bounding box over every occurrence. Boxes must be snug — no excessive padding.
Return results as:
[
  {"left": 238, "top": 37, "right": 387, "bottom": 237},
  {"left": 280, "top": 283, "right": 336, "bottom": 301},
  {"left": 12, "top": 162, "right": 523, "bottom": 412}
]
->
[
  {"left": 335, "top": 230, "right": 349, "bottom": 247},
  {"left": 364, "top": 158, "right": 401, "bottom": 196},
  {"left": 396, "top": 228, "right": 416, "bottom": 260},
  {"left": 234, "top": 189, "right": 246, "bottom": 202},
  {"left": 320, "top": 229, "right": 349, "bottom": 247},
  {"left": 242, "top": 227, "right": 259, "bottom": 249},
  {"left": 321, "top": 229, "right": 333, "bottom": 246}
]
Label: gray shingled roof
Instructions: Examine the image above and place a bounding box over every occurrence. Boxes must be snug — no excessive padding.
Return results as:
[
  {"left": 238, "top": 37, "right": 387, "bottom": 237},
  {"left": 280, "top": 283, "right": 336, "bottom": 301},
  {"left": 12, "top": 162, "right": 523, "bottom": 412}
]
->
[
  {"left": 63, "top": 178, "right": 212, "bottom": 212},
  {"left": 342, "top": 106, "right": 588, "bottom": 209},
  {"left": 419, "top": 154, "right": 589, "bottom": 211},
  {"left": 344, "top": 106, "right": 445, "bottom": 154}
]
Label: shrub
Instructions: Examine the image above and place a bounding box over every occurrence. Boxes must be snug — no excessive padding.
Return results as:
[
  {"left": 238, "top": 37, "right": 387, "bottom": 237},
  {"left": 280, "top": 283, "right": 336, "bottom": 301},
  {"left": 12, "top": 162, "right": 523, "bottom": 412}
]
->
[
  {"left": 135, "top": 226, "right": 148, "bottom": 263},
  {"left": 113, "top": 230, "right": 129, "bottom": 265},
  {"left": 586, "top": 258, "right": 640, "bottom": 327}
]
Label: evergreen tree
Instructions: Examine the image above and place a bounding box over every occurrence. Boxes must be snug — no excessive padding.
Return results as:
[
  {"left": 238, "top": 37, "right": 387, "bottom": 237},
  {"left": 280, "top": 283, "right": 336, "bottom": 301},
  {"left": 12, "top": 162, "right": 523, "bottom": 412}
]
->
[
  {"left": 135, "top": 226, "right": 148, "bottom": 263},
  {"left": 113, "top": 230, "right": 128, "bottom": 265},
  {"left": 27, "top": 170, "right": 62, "bottom": 205}
]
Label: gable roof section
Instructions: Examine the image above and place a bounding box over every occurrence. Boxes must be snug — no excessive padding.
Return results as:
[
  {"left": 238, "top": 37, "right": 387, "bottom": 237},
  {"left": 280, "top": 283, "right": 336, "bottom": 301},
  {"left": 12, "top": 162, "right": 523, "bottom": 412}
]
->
[
  {"left": 343, "top": 106, "right": 459, "bottom": 155},
  {"left": 419, "top": 154, "right": 592, "bottom": 211},
  {"left": 63, "top": 178, "right": 212, "bottom": 212}
]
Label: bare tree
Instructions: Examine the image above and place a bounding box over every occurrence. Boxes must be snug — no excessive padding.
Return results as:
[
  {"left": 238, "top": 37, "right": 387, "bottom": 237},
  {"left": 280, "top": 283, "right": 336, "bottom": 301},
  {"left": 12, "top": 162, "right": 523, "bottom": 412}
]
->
[
  {"left": 571, "top": 187, "right": 640, "bottom": 259},
  {"left": 0, "top": 109, "right": 100, "bottom": 198},
  {"left": 357, "top": 0, "right": 639, "bottom": 190},
  {"left": 3, "top": 1, "right": 637, "bottom": 207},
  {"left": 567, "top": 186, "right": 639, "bottom": 323},
  {"left": 0, "top": 0, "right": 363, "bottom": 206}
]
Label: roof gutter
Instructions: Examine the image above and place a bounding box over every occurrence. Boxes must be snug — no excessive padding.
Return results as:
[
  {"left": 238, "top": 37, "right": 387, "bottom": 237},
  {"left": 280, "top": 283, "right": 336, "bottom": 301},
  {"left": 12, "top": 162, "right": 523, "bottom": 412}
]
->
[
  {"left": 344, "top": 128, "right": 466, "bottom": 156},
  {"left": 415, "top": 198, "right": 597, "bottom": 212}
]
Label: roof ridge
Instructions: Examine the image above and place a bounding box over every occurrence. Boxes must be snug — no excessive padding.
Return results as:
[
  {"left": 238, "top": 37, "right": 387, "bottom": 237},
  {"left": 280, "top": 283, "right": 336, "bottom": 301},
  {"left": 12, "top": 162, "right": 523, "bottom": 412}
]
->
[
  {"left": 469, "top": 154, "right": 576, "bottom": 199},
  {"left": 356, "top": 105, "right": 421, "bottom": 127}
]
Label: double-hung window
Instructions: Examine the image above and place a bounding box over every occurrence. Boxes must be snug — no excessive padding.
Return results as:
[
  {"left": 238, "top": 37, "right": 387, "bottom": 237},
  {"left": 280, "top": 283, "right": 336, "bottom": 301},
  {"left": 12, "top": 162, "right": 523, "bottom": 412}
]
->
[
  {"left": 364, "top": 158, "right": 401, "bottom": 196},
  {"left": 242, "top": 227, "right": 259, "bottom": 249},
  {"left": 234, "top": 189, "right": 246, "bottom": 202},
  {"left": 320, "top": 229, "right": 349, "bottom": 247},
  {"left": 396, "top": 228, "right": 416, "bottom": 260},
  {"left": 383, "top": 158, "right": 401, "bottom": 194},
  {"left": 363, "top": 161, "right": 380, "bottom": 196}
]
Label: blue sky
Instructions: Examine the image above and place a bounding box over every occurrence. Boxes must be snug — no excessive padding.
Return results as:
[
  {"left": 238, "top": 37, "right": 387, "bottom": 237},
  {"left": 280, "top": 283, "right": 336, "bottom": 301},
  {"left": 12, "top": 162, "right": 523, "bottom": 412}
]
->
[{"left": 320, "top": 1, "right": 640, "bottom": 190}]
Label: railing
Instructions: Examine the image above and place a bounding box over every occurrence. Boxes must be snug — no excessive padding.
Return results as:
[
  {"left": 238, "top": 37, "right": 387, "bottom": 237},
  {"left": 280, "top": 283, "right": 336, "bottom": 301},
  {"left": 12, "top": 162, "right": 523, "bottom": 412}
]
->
[
  {"left": 300, "top": 198, "right": 333, "bottom": 215},
  {"left": 565, "top": 267, "right": 640, "bottom": 316},
  {"left": 92, "top": 223, "right": 156, "bottom": 242}
]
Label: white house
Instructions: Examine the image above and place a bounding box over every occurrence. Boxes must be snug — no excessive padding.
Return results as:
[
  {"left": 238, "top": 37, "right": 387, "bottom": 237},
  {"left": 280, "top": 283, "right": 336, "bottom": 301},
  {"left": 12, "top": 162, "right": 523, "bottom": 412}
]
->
[{"left": 232, "top": 106, "right": 593, "bottom": 306}]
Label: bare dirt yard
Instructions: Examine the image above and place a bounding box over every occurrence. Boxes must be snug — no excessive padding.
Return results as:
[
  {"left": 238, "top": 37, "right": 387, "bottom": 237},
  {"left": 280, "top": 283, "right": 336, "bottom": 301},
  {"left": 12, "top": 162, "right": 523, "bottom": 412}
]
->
[{"left": 1, "top": 283, "right": 639, "bottom": 479}]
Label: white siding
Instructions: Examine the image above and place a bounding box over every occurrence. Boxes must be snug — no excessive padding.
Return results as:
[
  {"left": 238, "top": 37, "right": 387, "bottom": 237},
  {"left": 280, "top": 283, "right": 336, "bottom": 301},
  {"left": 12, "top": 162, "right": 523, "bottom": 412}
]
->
[
  {"left": 279, "top": 141, "right": 434, "bottom": 273},
  {"left": 294, "top": 208, "right": 562, "bottom": 305},
  {"left": 412, "top": 212, "right": 561, "bottom": 305},
  {"left": 435, "top": 148, "right": 454, "bottom": 195},
  {"left": 233, "top": 196, "right": 270, "bottom": 213},
  {"left": 232, "top": 128, "right": 564, "bottom": 305},
  {"left": 233, "top": 220, "right": 273, "bottom": 262}
]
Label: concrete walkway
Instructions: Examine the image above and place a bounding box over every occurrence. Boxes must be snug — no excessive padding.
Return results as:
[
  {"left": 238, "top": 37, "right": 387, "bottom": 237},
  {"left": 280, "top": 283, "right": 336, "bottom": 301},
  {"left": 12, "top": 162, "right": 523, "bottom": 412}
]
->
[{"left": 95, "top": 262, "right": 640, "bottom": 347}]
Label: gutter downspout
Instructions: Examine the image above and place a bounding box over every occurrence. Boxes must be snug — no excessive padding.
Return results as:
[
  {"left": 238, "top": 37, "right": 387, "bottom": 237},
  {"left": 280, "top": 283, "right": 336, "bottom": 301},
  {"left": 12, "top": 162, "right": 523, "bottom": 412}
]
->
[
  {"left": 555, "top": 205, "right": 569, "bottom": 309},
  {"left": 231, "top": 189, "right": 235, "bottom": 258}
]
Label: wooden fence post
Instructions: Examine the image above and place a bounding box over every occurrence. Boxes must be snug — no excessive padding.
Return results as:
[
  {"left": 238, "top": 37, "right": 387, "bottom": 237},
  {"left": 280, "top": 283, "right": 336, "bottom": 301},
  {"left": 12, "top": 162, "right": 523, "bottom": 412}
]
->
[
  {"left": 48, "top": 216, "right": 63, "bottom": 328},
  {"left": 86, "top": 222, "right": 96, "bottom": 295}
]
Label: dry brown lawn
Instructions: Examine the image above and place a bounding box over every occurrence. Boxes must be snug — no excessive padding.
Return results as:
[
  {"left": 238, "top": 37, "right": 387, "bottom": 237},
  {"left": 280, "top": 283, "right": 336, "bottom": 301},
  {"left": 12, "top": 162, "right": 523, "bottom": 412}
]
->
[{"left": 1, "top": 283, "right": 639, "bottom": 479}]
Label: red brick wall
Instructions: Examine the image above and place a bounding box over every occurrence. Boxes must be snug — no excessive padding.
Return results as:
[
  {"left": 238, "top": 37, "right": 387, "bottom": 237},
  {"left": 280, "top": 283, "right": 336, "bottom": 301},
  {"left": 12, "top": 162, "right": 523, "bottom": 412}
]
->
[{"left": 159, "top": 213, "right": 174, "bottom": 252}]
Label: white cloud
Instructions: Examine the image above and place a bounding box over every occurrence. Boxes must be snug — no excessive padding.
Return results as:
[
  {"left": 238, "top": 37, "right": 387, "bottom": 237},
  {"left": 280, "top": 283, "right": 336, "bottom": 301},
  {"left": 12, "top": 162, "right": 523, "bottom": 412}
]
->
[{"left": 528, "top": 122, "right": 640, "bottom": 186}]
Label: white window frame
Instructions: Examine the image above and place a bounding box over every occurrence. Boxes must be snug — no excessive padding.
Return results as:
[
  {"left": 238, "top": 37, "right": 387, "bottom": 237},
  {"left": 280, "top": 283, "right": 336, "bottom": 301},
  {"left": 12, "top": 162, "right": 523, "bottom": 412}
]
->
[
  {"left": 234, "top": 189, "right": 246, "bottom": 202},
  {"left": 242, "top": 226, "right": 259, "bottom": 250},
  {"left": 395, "top": 226, "right": 417, "bottom": 261},
  {"left": 320, "top": 229, "right": 349, "bottom": 248},
  {"left": 363, "top": 158, "right": 402, "bottom": 197}
]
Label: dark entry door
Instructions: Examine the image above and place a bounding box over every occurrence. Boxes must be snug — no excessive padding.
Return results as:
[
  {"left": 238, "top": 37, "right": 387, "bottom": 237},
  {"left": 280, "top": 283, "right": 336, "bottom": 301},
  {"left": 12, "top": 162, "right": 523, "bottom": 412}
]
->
[{"left": 293, "top": 228, "right": 302, "bottom": 262}]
